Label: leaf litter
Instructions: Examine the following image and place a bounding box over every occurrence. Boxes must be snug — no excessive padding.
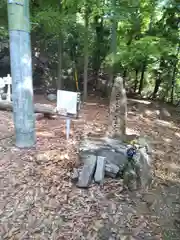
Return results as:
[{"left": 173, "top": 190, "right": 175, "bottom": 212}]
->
[{"left": 0, "top": 97, "right": 180, "bottom": 239}]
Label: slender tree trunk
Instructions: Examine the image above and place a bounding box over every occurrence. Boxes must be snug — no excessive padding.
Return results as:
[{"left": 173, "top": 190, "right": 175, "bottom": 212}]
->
[
  {"left": 57, "top": 35, "right": 63, "bottom": 90},
  {"left": 93, "top": 15, "right": 104, "bottom": 88},
  {"left": 57, "top": 0, "right": 63, "bottom": 90},
  {"left": 108, "top": 0, "right": 117, "bottom": 95},
  {"left": 8, "top": 0, "right": 36, "bottom": 148},
  {"left": 83, "top": 6, "right": 89, "bottom": 101},
  {"left": 138, "top": 62, "right": 146, "bottom": 94},
  {"left": 123, "top": 69, "right": 127, "bottom": 78},
  {"left": 171, "top": 41, "right": 180, "bottom": 103},
  {"left": 138, "top": 6, "right": 153, "bottom": 96},
  {"left": 152, "top": 74, "right": 162, "bottom": 99},
  {"left": 134, "top": 69, "right": 139, "bottom": 92},
  {"left": 152, "top": 58, "right": 164, "bottom": 99},
  {"left": 123, "top": 69, "right": 127, "bottom": 87}
]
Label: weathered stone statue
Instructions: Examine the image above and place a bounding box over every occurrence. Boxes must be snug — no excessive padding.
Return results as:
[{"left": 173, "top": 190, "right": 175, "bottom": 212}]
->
[{"left": 106, "top": 76, "right": 127, "bottom": 140}]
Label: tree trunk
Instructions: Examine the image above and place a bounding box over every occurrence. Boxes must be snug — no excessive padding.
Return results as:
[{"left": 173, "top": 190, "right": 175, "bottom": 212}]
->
[
  {"left": 57, "top": 35, "right": 63, "bottom": 90},
  {"left": 108, "top": 0, "right": 117, "bottom": 95},
  {"left": 123, "top": 69, "right": 127, "bottom": 87},
  {"left": 57, "top": 0, "right": 63, "bottom": 90},
  {"left": 171, "top": 41, "right": 180, "bottom": 103},
  {"left": 83, "top": 7, "right": 89, "bottom": 101},
  {"left": 134, "top": 69, "right": 139, "bottom": 92},
  {"left": 107, "top": 76, "right": 127, "bottom": 140},
  {"left": 152, "top": 58, "right": 164, "bottom": 99},
  {"left": 137, "top": 8, "right": 153, "bottom": 96},
  {"left": 8, "top": 0, "right": 36, "bottom": 148},
  {"left": 138, "top": 62, "right": 146, "bottom": 94},
  {"left": 152, "top": 74, "right": 162, "bottom": 99},
  {"left": 93, "top": 15, "right": 104, "bottom": 88}
]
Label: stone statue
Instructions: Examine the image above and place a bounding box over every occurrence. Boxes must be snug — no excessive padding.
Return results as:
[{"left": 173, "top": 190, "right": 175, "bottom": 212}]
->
[{"left": 107, "top": 76, "right": 127, "bottom": 140}]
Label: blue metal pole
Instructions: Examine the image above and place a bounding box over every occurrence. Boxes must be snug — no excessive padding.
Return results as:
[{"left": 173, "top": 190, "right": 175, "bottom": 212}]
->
[
  {"left": 66, "top": 117, "right": 71, "bottom": 140},
  {"left": 7, "top": 0, "right": 36, "bottom": 148}
]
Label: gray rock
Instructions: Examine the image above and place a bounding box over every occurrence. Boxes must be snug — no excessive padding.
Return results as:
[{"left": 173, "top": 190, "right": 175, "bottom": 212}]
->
[
  {"left": 105, "top": 162, "right": 120, "bottom": 178},
  {"left": 137, "top": 136, "right": 152, "bottom": 154},
  {"left": 82, "top": 153, "right": 97, "bottom": 165},
  {"left": 78, "top": 137, "right": 153, "bottom": 189},
  {"left": 94, "top": 156, "right": 106, "bottom": 184},
  {"left": 1, "top": 92, "right": 7, "bottom": 100},
  {"left": 35, "top": 113, "right": 44, "bottom": 121},
  {"left": 79, "top": 137, "right": 127, "bottom": 155},
  {"left": 77, "top": 155, "right": 97, "bottom": 188},
  {"left": 123, "top": 167, "right": 137, "bottom": 190},
  {"left": 79, "top": 138, "right": 109, "bottom": 153},
  {"left": 79, "top": 137, "right": 128, "bottom": 179},
  {"left": 133, "top": 147, "right": 153, "bottom": 189},
  {"left": 71, "top": 168, "right": 79, "bottom": 183},
  {"left": 47, "top": 93, "right": 57, "bottom": 102},
  {"left": 103, "top": 137, "right": 127, "bottom": 153},
  {"left": 97, "top": 149, "right": 127, "bottom": 172},
  {"left": 161, "top": 107, "right": 171, "bottom": 118}
]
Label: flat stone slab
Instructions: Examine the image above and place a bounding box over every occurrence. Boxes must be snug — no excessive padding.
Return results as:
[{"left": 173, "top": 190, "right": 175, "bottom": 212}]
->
[
  {"left": 105, "top": 162, "right": 120, "bottom": 178},
  {"left": 79, "top": 137, "right": 127, "bottom": 154},
  {"left": 71, "top": 168, "right": 79, "bottom": 183},
  {"left": 94, "top": 156, "right": 106, "bottom": 184},
  {"left": 77, "top": 155, "right": 97, "bottom": 188},
  {"left": 79, "top": 137, "right": 128, "bottom": 171},
  {"left": 97, "top": 149, "right": 127, "bottom": 172}
]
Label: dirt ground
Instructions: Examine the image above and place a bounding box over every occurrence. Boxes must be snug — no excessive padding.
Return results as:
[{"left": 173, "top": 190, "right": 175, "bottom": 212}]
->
[{"left": 0, "top": 95, "right": 180, "bottom": 240}]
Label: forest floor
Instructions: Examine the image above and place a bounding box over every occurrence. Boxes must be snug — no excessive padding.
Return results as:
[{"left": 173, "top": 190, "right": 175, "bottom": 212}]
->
[{"left": 0, "top": 94, "right": 180, "bottom": 240}]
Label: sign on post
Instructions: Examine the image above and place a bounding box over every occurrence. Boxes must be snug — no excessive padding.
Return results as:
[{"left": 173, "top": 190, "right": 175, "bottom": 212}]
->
[
  {"left": 56, "top": 90, "right": 80, "bottom": 140},
  {"left": 56, "top": 90, "right": 78, "bottom": 116}
]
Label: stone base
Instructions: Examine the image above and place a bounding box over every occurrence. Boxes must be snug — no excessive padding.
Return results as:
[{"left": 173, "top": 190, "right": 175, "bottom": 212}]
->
[{"left": 76, "top": 136, "right": 153, "bottom": 190}]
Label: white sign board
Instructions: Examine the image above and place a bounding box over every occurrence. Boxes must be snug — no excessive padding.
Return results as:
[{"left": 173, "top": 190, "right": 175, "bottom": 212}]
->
[
  {"left": 57, "top": 90, "right": 78, "bottom": 115},
  {"left": 4, "top": 74, "right": 12, "bottom": 85},
  {"left": 0, "top": 80, "right": 5, "bottom": 89}
]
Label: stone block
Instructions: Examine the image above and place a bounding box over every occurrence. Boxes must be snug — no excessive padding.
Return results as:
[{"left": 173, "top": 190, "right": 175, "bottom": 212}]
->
[
  {"left": 94, "top": 156, "right": 106, "bottom": 184},
  {"left": 77, "top": 155, "right": 97, "bottom": 188},
  {"left": 71, "top": 168, "right": 79, "bottom": 183},
  {"left": 105, "top": 162, "right": 120, "bottom": 178}
]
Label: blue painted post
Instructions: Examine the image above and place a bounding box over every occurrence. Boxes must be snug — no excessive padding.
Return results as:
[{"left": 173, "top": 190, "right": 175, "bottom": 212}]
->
[
  {"left": 66, "top": 117, "right": 71, "bottom": 140},
  {"left": 7, "top": 0, "right": 36, "bottom": 148}
]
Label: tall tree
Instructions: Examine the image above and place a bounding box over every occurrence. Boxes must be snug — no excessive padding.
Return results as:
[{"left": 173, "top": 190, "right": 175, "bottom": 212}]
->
[
  {"left": 108, "top": 0, "right": 117, "bottom": 94},
  {"left": 22, "top": 0, "right": 180, "bottom": 104},
  {"left": 83, "top": 3, "right": 89, "bottom": 101},
  {"left": 7, "top": 0, "right": 36, "bottom": 148},
  {"left": 171, "top": 40, "right": 180, "bottom": 103},
  {"left": 57, "top": 0, "right": 63, "bottom": 90},
  {"left": 93, "top": 14, "right": 104, "bottom": 86}
]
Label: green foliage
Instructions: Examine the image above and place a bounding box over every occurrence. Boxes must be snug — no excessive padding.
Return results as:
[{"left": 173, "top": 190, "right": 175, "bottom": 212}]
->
[
  {"left": 0, "top": 0, "right": 8, "bottom": 39},
  {"left": 1, "top": 0, "right": 179, "bottom": 102}
]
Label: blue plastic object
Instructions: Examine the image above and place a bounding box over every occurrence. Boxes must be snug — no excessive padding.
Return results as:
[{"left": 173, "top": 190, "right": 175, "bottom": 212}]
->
[{"left": 126, "top": 147, "right": 136, "bottom": 158}]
